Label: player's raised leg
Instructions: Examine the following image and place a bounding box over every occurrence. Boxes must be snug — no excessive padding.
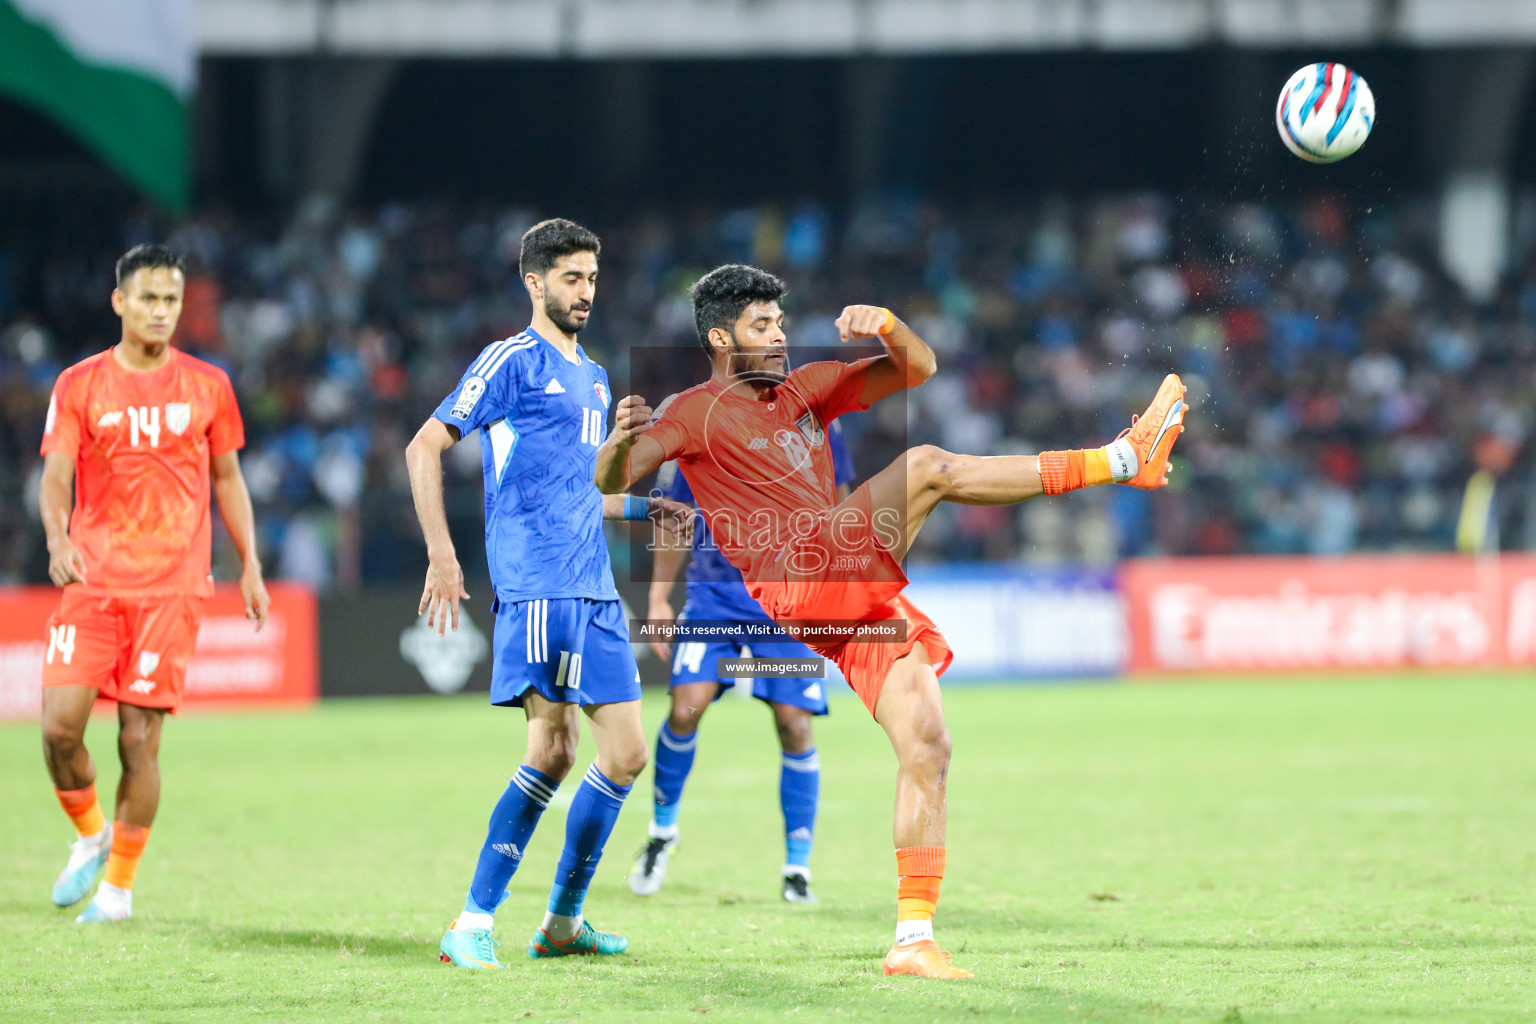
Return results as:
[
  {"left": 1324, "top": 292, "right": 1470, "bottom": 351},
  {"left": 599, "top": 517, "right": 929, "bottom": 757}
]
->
[
  {"left": 862, "top": 373, "right": 1187, "bottom": 560},
  {"left": 870, "top": 644, "right": 972, "bottom": 980},
  {"left": 531, "top": 696, "right": 648, "bottom": 957},
  {"left": 440, "top": 693, "right": 578, "bottom": 969},
  {"left": 630, "top": 677, "right": 715, "bottom": 897},
  {"left": 42, "top": 685, "right": 111, "bottom": 908}
]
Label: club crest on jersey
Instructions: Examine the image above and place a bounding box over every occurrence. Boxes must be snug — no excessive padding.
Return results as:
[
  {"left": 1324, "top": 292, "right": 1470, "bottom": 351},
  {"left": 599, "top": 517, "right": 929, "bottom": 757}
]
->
[
  {"left": 451, "top": 376, "right": 486, "bottom": 419},
  {"left": 138, "top": 651, "right": 160, "bottom": 677},
  {"left": 795, "top": 413, "right": 825, "bottom": 447},
  {"left": 166, "top": 403, "right": 191, "bottom": 435},
  {"left": 593, "top": 382, "right": 610, "bottom": 408}
]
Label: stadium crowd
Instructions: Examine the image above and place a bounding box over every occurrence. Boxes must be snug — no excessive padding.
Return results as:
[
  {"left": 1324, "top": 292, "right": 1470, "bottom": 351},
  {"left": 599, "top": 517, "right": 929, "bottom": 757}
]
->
[{"left": 1, "top": 192, "right": 1532, "bottom": 590}]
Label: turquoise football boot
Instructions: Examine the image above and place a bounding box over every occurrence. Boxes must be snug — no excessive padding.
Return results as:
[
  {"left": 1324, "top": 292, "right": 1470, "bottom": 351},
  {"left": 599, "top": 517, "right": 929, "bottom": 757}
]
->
[
  {"left": 75, "top": 895, "right": 131, "bottom": 924},
  {"left": 528, "top": 919, "right": 629, "bottom": 958},
  {"left": 440, "top": 925, "right": 501, "bottom": 968},
  {"left": 52, "top": 828, "right": 112, "bottom": 908}
]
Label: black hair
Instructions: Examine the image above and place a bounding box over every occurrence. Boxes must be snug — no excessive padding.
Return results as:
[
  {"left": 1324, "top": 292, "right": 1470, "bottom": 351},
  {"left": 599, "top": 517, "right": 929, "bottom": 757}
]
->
[
  {"left": 689, "top": 264, "right": 788, "bottom": 354},
  {"left": 115, "top": 244, "right": 185, "bottom": 289},
  {"left": 518, "top": 218, "right": 601, "bottom": 277}
]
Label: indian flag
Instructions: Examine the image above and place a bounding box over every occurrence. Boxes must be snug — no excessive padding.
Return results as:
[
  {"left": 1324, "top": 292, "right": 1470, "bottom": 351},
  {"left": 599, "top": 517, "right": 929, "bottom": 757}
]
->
[{"left": 0, "top": 0, "right": 195, "bottom": 211}]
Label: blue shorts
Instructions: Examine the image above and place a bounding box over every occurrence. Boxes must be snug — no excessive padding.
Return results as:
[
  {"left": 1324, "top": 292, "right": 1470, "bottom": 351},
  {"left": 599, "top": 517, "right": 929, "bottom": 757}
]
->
[
  {"left": 668, "top": 636, "right": 829, "bottom": 716},
  {"left": 490, "top": 597, "right": 641, "bottom": 708}
]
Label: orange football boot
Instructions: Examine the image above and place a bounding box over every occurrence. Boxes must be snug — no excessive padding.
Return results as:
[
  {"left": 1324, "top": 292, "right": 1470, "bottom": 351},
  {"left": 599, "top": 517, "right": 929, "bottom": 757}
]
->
[
  {"left": 1119, "top": 373, "right": 1187, "bottom": 489},
  {"left": 882, "top": 940, "right": 975, "bottom": 979}
]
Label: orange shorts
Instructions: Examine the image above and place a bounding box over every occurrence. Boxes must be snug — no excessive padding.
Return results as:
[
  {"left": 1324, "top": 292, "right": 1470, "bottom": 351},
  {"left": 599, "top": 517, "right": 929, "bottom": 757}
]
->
[
  {"left": 746, "top": 483, "right": 952, "bottom": 716},
  {"left": 42, "top": 589, "right": 205, "bottom": 712}
]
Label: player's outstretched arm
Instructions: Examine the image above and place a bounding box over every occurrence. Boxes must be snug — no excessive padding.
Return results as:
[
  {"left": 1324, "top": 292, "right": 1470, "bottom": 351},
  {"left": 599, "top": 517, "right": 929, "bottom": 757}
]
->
[
  {"left": 39, "top": 452, "right": 87, "bottom": 587},
  {"left": 405, "top": 418, "right": 471, "bottom": 636},
  {"left": 833, "top": 306, "right": 938, "bottom": 406},
  {"left": 211, "top": 451, "right": 270, "bottom": 631},
  {"left": 595, "top": 395, "right": 666, "bottom": 493}
]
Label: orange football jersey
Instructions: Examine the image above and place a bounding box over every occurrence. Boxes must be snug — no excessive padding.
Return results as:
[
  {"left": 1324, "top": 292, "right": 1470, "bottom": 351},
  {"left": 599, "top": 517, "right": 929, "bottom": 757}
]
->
[{"left": 41, "top": 348, "right": 245, "bottom": 597}]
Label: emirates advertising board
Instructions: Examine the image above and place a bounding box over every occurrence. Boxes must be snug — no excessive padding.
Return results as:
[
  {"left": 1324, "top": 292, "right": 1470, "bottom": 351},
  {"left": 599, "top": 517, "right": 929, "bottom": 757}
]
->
[
  {"left": 1121, "top": 554, "right": 1536, "bottom": 672},
  {"left": 0, "top": 583, "right": 318, "bottom": 720}
]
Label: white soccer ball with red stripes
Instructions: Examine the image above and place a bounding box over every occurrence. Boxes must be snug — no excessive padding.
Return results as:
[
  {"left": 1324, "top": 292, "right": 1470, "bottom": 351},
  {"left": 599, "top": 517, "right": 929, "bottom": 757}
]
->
[{"left": 1275, "top": 62, "right": 1375, "bottom": 163}]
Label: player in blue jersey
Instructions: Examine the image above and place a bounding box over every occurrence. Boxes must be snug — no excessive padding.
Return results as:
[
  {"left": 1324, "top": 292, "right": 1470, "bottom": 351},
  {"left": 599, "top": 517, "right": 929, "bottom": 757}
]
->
[
  {"left": 406, "top": 219, "right": 683, "bottom": 969},
  {"left": 629, "top": 418, "right": 856, "bottom": 904}
]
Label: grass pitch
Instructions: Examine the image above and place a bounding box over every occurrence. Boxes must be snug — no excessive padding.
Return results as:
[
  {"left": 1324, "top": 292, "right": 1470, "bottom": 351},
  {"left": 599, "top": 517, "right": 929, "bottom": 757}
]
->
[{"left": 2, "top": 675, "right": 1533, "bottom": 1023}]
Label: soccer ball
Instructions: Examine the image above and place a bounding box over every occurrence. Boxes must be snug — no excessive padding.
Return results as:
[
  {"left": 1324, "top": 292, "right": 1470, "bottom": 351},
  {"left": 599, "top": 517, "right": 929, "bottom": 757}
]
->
[{"left": 1275, "top": 62, "right": 1375, "bottom": 163}]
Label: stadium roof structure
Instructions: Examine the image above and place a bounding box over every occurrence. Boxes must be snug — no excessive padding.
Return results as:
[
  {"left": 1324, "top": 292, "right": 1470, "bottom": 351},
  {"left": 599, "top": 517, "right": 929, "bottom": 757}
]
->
[{"left": 198, "top": 0, "right": 1536, "bottom": 56}]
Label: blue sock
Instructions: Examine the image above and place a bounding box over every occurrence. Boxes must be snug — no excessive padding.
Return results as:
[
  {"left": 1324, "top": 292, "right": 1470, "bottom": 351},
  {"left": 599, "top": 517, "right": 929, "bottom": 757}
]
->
[
  {"left": 464, "top": 764, "right": 558, "bottom": 916},
  {"left": 547, "top": 764, "right": 632, "bottom": 918},
  {"left": 780, "top": 748, "right": 819, "bottom": 869},
  {"left": 652, "top": 721, "right": 697, "bottom": 829}
]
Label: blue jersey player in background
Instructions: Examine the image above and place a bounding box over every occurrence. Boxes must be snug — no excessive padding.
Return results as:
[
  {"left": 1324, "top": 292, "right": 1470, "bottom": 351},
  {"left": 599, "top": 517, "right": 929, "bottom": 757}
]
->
[
  {"left": 629, "top": 416, "right": 856, "bottom": 903},
  {"left": 406, "top": 219, "right": 682, "bottom": 968}
]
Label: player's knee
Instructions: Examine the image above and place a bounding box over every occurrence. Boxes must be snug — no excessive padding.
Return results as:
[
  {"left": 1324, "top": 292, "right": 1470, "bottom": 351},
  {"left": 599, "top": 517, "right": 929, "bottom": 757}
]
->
[
  {"left": 774, "top": 710, "right": 814, "bottom": 753},
  {"left": 667, "top": 704, "right": 704, "bottom": 735},
  {"left": 603, "top": 744, "right": 649, "bottom": 788},
  {"left": 116, "top": 722, "right": 159, "bottom": 767},
  {"left": 41, "top": 717, "right": 84, "bottom": 757},
  {"left": 906, "top": 445, "right": 958, "bottom": 496},
  {"left": 531, "top": 733, "right": 580, "bottom": 781}
]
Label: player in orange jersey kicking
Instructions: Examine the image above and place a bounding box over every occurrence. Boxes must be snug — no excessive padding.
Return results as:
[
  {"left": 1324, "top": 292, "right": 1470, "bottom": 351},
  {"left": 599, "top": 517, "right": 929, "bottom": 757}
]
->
[
  {"left": 38, "top": 244, "right": 269, "bottom": 923},
  {"left": 597, "top": 264, "right": 1184, "bottom": 979}
]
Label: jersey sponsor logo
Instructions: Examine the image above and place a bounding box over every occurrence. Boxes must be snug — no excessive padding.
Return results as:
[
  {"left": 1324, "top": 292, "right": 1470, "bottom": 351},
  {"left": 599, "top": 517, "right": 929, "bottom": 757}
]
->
[
  {"left": 128, "top": 678, "right": 157, "bottom": 694},
  {"left": 45, "top": 394, "right": 57, "bottom": 434},
  {"left": 795, "top": 412, "right": 825, "bottom": 447},
  {"left": 451, "top": 376, "right": 486, "bottom": 419},
  {"left": 97, "top": 410, "right": 124, "bottom": 429},
  {"left": 138, "top": 651, "right": 160, "bottom": 677},
  {"left": 491, "top": 842, "right": 523, "bottom": 860},
  {"left": 593, "top": 381, "right": 610, "bottom": 407},
  {"left": 166, "top": 403, "right": 191, "bottom": 435},
  {"left": 543, "top": 378, "right": 566, "bottom": 395},
  {"left": 748, "top": 437, "right": 770, "bottom": 450}
]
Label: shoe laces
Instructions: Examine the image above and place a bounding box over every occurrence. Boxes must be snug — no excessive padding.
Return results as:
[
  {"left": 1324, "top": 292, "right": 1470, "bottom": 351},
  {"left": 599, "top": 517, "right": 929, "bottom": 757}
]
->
[
  {"left": 1116, "top": 413, "right": 1141, "bottom": 442},
  {"left": 467, "top": 929, "right": 499, "bottom": 958}
]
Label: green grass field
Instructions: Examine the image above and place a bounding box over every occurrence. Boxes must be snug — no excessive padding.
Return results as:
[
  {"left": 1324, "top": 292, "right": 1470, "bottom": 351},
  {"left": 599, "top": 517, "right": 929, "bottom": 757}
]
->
[{"left": 2, "top": 675, "right": 1533, "bottom": 1023}]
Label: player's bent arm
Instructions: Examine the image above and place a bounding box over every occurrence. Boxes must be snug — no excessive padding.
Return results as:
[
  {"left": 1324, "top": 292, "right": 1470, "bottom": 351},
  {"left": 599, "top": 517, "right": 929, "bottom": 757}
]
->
[
  {"left": 211, "top": 450, "right": 270, "bottom": 630},
  {"left": 39, "top": 452, "right": 87, "bottom": 586},
  {"left": 595, "top": 429, "right": 667, "bottom": 493},
  {"left": 857, "top": 316, "right": 938, "bottom": 406},
  {"left": 405, "top": 418, "right": 470, "bottom": 634}
]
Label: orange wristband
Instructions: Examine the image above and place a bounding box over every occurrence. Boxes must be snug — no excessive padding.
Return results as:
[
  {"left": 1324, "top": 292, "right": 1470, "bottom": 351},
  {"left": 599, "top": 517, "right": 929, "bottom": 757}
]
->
[{"left": 878, "top": 308, "right": 897, "bottom": 335}]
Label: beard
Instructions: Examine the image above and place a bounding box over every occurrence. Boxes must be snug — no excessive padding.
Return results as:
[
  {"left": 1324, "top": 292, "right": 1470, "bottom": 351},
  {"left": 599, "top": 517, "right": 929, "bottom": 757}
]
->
[
  {"left": 544, "top": 295, "right": 591, "bottom": 335},
  {"left": 727, "top": 332, "right": 789, "bottom": 387}
]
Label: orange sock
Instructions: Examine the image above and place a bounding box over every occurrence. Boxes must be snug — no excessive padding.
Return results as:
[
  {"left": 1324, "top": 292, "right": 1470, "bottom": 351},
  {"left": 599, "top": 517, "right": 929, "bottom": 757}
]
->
[
  {"left": 895, "top": 846, "right": 945, "bottom": 944},
  {"left": 1037, "top": 448, "right": 1114, "bottom": 496},
  {"left": 103, "top": 822, "right": 150, "bottom": 891},
  {"left": 56, "top": 785, "right": 106, "bottom": 838}
]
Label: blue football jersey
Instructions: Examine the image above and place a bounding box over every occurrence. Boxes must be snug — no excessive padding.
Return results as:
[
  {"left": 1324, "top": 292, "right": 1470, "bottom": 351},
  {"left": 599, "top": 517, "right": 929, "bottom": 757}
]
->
[
  {"left": 433, "top": 329, "right": 619, "bottom": 603},
  {"left": 659, "top": 417, "right": 855, "bottom": 621}
]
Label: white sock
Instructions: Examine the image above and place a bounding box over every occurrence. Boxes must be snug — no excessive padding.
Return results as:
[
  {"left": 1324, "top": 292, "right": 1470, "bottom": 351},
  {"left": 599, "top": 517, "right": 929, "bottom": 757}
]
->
[
  {"left": 78, "top": 824, "right": 110, "bottom": 847},
  {"left": 894, "top": 920, "right": 934, "bottom": 946},
  {"left": 541, "top": 911, "right": 582, "bottom": 942},
  {"left": 455, "top": 910, "right": 493, "bottom": 931},
  {"left": 95, "top": 881, "right": 131, "bottom": 914},
  {"left": 1105, "top": 438, "right": 1137, "bottom": 482},
  {"left": 648, "top": 821, "right": 678, "bottom": 841},
  {"left": 781, "top": 864, "right": 810, "bottom": 880}
]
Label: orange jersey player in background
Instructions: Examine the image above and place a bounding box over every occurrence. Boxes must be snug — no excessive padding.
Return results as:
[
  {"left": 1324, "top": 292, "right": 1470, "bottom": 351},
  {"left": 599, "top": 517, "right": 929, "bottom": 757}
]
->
[
  {"left": 597, "top": 264, "right": 1185, "bottom": 979},
  {"left": 38, "top": 244, "right": 269, "bottom": 924}
]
